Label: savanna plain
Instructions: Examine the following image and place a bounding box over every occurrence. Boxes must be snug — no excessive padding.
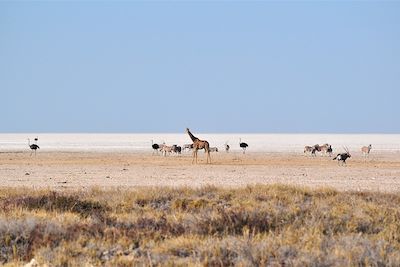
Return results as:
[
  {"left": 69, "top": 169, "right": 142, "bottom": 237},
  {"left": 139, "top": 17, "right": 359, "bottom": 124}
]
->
[{"left": 1, "top": 151, "right": 400, "bottom": 266}]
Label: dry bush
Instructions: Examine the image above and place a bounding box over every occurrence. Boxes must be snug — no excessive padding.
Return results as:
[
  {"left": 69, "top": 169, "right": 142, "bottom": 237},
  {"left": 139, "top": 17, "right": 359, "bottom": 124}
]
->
[
  {"left": 1, "top": 191, "right": 109, "bottom": 218},
  {"left": 0, "top": 185, "right": 399, "bottom": 266}
]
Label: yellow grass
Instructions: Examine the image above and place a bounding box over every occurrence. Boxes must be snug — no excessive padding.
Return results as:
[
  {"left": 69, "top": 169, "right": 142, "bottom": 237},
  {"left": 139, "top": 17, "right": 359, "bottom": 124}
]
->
[{"left": 1, "top": 185, "right": 400, "bottom": 266}]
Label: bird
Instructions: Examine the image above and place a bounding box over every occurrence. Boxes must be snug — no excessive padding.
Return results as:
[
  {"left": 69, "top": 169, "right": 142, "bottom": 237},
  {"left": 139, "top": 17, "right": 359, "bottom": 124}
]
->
[
  {"left": 225, "top": 143, "right": 230, "bottom": 153},
  {"left": 28, "top": 138, "right": 40, "bottom": 156},
  {"left": 239, "top": 138, "right": 248, "bottom": 154},
  {"left": 151, "top": 140, "right": 160, "bottom": 154}
]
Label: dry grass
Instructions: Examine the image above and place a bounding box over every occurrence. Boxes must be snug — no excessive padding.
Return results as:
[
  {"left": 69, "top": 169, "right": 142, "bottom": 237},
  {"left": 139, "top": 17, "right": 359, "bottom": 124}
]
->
[{"left": 0, "top": 185, "right": 400, "bottom": 266}]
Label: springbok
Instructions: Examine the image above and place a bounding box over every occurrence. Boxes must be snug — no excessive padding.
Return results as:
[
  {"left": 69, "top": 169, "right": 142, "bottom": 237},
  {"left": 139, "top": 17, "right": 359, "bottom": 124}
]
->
[
  {"left": 361, "top": 144, "right": 372, "bottom": 158},
  {"left": 171, "top": 145, "right": 182, "bottom": 154},
  {"left": 313, "top": 144, "right": 321, "bottom": 153},
  {"left": 333, "top": 147, "right": 351, "bottom": 166},
  {"left": 319, "top": 143, "right": 331, "bottom": 156},
  {"left": 326, "top": 145, "right": 333, "bottom": 157},
  {"left": 209, "top": 147, "right": 218, "bottom": 152},
  {"left": 158, "top": 142, "right": 166, "bottom": 151},
  {"left": 182, "top": 144, "right": 193, "bottom": 152},
  {"left": 304, "top": 146, "right": 316, "bottom": 156},
  {"left": 160, "top": 145, "right": 173, "bottom": 157}
]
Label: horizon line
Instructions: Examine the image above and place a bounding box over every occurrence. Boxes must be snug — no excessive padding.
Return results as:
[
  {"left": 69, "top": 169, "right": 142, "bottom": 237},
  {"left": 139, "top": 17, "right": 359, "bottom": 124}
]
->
[{"left": 1, "top": 132, "right": 400, "bottom": 135}]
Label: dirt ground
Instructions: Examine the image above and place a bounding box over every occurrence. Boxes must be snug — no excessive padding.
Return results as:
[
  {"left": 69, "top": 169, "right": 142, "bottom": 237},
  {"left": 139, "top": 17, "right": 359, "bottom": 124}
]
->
[{"left": 0, "top": 151, "right": 399, "bottom": 192}]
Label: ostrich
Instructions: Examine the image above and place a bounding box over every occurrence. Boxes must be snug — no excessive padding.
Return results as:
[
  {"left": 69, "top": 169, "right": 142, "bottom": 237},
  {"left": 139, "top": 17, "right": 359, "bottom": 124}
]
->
[
  {"left": 151, "top": 140, "right": 160, "bottom": 154},
  {"left": 239, "top": 138, "right": 248, "bottom": 154},
  {"left": 225, "top": 143, "right": 230, "bottom": 153},
  {"left": 28, "top": 138, "right": 40, "bottom": 156}
]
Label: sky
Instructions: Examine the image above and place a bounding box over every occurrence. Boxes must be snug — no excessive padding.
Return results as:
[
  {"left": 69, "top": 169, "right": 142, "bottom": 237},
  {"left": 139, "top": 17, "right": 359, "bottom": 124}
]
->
[{"left": 1, "top": 1, "right": 399, "bottom": 133}]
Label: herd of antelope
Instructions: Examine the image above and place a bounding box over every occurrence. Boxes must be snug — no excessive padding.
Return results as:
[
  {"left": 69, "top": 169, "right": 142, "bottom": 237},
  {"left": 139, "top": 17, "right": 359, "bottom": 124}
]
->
[
  {"left": 304, "top": 143, "right": 333, "bottom": 157},
  {"left": 304, "top": 143, "right": 373, "bottom": 165}
]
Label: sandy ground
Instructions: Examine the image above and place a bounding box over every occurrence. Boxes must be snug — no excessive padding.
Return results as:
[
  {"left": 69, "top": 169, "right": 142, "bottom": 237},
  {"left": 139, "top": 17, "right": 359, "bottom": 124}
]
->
[{"left": 0, "top": 150, "right": 399, "bottom": 192}]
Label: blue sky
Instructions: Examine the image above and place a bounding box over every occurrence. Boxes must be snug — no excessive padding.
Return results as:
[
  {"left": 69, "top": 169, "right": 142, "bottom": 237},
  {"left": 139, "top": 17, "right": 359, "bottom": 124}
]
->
[{"left": 1, "top": 1, "right": 399, "bottom": 133}]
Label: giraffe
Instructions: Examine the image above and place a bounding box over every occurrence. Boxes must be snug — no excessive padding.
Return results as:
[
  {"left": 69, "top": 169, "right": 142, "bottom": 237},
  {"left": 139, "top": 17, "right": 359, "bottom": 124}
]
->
[{"left": 186, "top": 128, "right": 211, "bottom": 164}]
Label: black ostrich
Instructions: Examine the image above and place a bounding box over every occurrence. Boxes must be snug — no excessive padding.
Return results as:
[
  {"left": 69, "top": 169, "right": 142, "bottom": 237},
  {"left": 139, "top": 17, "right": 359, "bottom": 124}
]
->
[
  {"left": 28, "top": 138, "right": 40, "bottom": 156},
  {"left": 151, "top": 140, "right": 160, "bottom": 154},
  {"left": 239, "top": 138, "right": 248, "bottom": 154}
]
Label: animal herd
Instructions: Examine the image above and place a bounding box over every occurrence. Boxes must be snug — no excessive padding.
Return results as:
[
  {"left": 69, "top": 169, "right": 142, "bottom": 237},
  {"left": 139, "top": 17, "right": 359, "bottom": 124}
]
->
[
  {"left": 304, "top": 143, "right": 333, "bottom": 157},
  {"left": 151, "top": 128, "right": 374, "bottom": 165},
  {"left": 151, "top": 128, "right": 245, "bottom": 163},
  {"left": 304, "top": 143, "right": 373, "bottom": 165},
  {"left": 25, "top": 130, "right": 374, "bottom": 166}
]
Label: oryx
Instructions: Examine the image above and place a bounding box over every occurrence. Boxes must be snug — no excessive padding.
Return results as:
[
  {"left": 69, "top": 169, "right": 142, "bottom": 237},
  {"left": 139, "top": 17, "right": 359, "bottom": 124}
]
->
[{"left": 333, "top": 147, "right": 351, "bottom": 166}]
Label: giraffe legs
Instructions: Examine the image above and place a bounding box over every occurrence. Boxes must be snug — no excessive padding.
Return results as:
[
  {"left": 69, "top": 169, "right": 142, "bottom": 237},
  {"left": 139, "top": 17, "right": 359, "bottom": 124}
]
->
[
  {"left": 192, "top": 146, "right": 212, "bottom": 164},
  {"left": 192, "top": 149, "right": 197, "bottom": 164}
]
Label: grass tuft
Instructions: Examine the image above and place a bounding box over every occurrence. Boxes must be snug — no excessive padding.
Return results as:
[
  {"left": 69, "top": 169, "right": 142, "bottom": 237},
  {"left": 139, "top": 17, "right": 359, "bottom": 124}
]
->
[{"left": 0, "top": 185, "right": 399, "bottom": 266}]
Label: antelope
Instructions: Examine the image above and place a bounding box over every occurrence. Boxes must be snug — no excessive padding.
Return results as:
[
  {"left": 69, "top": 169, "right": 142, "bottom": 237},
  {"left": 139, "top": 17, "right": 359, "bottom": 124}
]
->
[
  {"left": 160, "top": 145, "right": 173, "bottom": 156},
  {"left": 333, "top": 147, "right": 351, "bottom": 166},
  {"left": 158, "top": 142, "right": 166, "bottom": 151},
  {"left": 209, "top": 147, "right": 219, "bottom": 152},
  {"left": 313, "top": 144, "right": 321, "bottom": 153},
  {"left": 171, "top": 145, "right": 182, "bottom": 154},
  {"left": 326, "top": 145, "right": 333, "bottom": 157},
  {"left": 319, "top": 143, "right": 331, "bottom": 156},
  {"left": 182, "top": 144, "right": 193, "bottom": 152},
  {"left": 361, "top": 144, "right": 372, "bottom": 158},
  {"left": 304, "top": 146, "right": 316, "bottom": 156}
]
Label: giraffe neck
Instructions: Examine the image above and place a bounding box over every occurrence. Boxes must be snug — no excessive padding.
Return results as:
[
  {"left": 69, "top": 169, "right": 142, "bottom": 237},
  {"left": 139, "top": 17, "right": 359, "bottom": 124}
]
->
[{"left": 187, "top": 130, "right": 199, "bottom": 142}]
